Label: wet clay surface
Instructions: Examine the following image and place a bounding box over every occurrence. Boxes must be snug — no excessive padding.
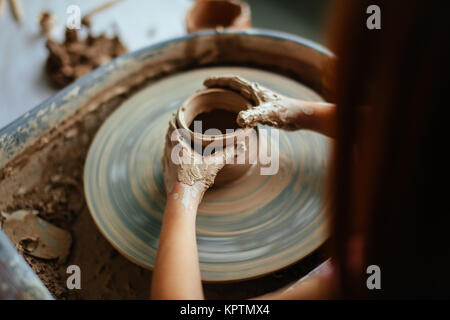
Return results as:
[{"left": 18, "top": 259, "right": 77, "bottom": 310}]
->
[
  {"left": 0, "top": 32, "right": 330, "bottom": 298},
  {"left": 45, "top": 28, "right": 127, "bottom": 89},
  {"left": 0, "top": 92, "right": 151, "bottom": 299},
  {"left": 2, "top": 209, "right": 72, "bottom": 262},
  {"left": 0, "top": 86, "right": 327, "bottom": 299},
  {"left": 186, "top": 0, "right": 251, "bottom": 33},
  {"left": 0, "top": 110, "right": 326, "bottom": 299}
]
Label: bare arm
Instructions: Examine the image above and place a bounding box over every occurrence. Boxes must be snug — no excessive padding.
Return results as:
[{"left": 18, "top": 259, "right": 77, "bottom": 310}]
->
[
  {"left": 272, "top": 98, "right": 336, "bottom": 138},
  {"left": 151, "top": 182, "right": 203, "bottom": 300},
  {"left": 204, "top": 76, "right": 337, "bottom": 138},
  {"left": 252, "top": 260, "right": 336, "bottom": 300},
  {"left": 151, "top": 80, "right": 337, "bottom": 300},
  {"left": 151, "top": 114, "right": 234, "bottom": 299}
]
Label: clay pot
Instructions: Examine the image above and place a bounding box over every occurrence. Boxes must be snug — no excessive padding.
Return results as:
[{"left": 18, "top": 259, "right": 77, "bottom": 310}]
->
[
  {"left": 186, "top": 0, "right": 251, "bottom": 33},
  {"left": 176, "top": 88, "right": 258, "bottom": 186}
]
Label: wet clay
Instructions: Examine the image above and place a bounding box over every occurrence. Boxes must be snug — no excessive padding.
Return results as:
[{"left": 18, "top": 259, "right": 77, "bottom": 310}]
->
[
  {"left": 0, "top": 34, "right": 331, "bottom": 298},
  {"left": 162, "top": 114, "right": 233, "bottom": 194},
  {"left": 172, "top": 87, "right": 256, "bottom": 188},
  {"left": 83, "top": 66, "right": 330, "bottom": 285},
  {"left": 2, "top": 209, "right": 72, "bottom": 262},
  {"left": 43, "top": 1, "right": 127, "bottom": 89},
  {"left": 45, "top": 28, "right": 127, "bottom": 89},
  {"left": 0, "top": 94, "right": 150, "bottom": 299},
  {"left": 186, "top": 0, "right": 251, "bottom": 33},
  {"left": 188, "top": 109, "right": 239, "bottom": 134},
  {"left": 204, "top": 76, "right": 317, "bottom": 131}
]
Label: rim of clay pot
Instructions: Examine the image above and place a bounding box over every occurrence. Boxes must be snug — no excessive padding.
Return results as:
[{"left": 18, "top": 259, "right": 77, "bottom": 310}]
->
[
  {"left": 176, "top": 88, "right": 253, "bottom": 147},
  {"left": 186, "top": 0, "right": 251, "bottom": 33}
]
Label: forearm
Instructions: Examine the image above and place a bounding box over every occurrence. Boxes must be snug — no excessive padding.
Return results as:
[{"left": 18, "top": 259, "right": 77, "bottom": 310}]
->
[
  {"left": 202, "top": 76, "right": 337, "bottom": 137},
  {"left": 252, "top": 260, "right": 335, "bottom": 300},
  {"left": 290, "top": 100, "right": 336, "bottom": 138},
  {"left": 151, "top": 182, "right": 204, "bottom": 300}
]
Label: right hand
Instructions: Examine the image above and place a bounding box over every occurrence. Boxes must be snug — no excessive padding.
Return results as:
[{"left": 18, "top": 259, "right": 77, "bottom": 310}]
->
[{"left": 203, "top": 76, "right": 332, "bottom": 131}]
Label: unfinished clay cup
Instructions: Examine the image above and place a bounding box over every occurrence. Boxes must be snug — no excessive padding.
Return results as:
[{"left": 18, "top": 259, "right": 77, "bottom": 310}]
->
[
  {"left": 186, "top": 0, "right": 251, "bottom": 33},
  {"left": 176, "top": 88, "right": 257, "bottom": 186}
]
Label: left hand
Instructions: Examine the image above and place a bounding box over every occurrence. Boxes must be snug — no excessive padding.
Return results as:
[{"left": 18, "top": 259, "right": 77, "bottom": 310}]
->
[{"left": 162, "top": 113, "right": 235, "bottom": 200}]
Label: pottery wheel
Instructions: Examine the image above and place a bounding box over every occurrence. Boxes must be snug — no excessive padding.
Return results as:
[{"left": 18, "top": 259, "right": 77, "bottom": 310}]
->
[{"left": 84, "top": 66, "right": 330, "bottom": 281}]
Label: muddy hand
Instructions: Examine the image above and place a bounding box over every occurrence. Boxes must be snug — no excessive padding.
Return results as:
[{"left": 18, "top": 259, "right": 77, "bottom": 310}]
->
[
  {"left": 162, "top": 114, "right": 235, "bottom": 198},
  {"left": 203, "top": 76, "right": 335, "bottom": 133}
]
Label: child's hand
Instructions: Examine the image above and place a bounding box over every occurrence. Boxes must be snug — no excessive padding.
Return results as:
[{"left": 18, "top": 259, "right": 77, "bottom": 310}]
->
[
  {"left": 204, "top": 76, "right": 333, "bottom": 131},
  {"left": 162, "top": 114, "right": 235, "bottom": 199}
]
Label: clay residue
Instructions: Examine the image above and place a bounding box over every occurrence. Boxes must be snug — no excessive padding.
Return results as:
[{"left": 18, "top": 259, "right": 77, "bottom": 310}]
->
[
  {"left": 45, "top": 28, "right": 127, "bottom": 89},
  {"left": 204, "top": 76, "right": 315, "bottom": 131},
  {"left": 1, "top": 209, "right": 72, "bottom": 262},
  {"left": 162, "top": 114, "right": 232, "bottom": 194},
  {"left": 43, "top": 0, "right": 126, "bottom": 89},
  {"left": 186, "top": 0, "right": 251, "bottom": 33},
  {"left": 0, "top": 90, "right": 151, "bottom": 299},
  {"left": 0, "top": 33, "right": 330, "bottom": 298}
]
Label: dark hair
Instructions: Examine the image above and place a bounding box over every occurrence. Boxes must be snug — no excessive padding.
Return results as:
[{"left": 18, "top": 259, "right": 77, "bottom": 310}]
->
[{"left": 328, "top": 0, "right": 449, "bottom": 298}]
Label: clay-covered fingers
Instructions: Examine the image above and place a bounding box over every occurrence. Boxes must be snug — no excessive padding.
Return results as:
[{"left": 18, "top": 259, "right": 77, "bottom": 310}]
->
[
  {"left": 237, "top": 104, "right": 281, "bottom": 128},
  {"left": 203, "top": 76, "right": 260, "bottom": 105},
  {"left": 237, "top": 107, "right": 262, "bottom": 127},
  {"left": 166, "top": 114, "right": 190, "bottom": 148},
  {"left": 165, "top": 115, "right": 198, "bottom": 165}
]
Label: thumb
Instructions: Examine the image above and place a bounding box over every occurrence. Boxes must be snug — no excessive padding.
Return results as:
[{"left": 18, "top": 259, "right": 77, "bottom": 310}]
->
[{"left": 237, "top": 104, "right": 276, "bottom": 127}]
